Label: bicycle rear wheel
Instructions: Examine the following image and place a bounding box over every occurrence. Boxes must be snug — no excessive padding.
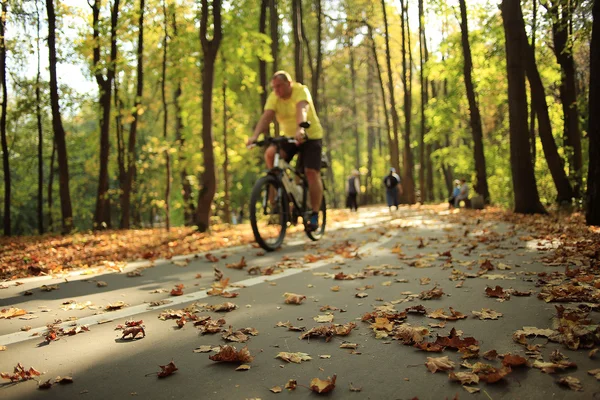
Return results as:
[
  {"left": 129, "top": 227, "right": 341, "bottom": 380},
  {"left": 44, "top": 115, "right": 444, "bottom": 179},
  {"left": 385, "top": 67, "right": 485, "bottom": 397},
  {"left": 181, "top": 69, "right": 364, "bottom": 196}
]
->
[
  {"left": 306, "top": 195, "right": 326, "bottom": 241},
  {"left": 249, "top": 175, "right": 289, "bottom": 251}
]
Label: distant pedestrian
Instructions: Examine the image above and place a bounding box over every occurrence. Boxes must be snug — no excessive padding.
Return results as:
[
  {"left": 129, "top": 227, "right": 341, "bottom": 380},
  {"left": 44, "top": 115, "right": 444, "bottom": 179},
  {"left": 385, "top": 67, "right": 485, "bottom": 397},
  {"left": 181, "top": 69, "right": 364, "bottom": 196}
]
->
[
  {"left": 345, "top": 169, "right": 360, "bottom": 212},
  {"left": 238, "top": 208, "right": 245, "bottom": 224},
  {"left": 448, "top": 180, "right": 461, "bottom": 208},
  {"left": 383, "top": 168, "right": 402, "bottom": 211},
  {"left": 454, "top": 179, "right": 470, "bottom": 208}
]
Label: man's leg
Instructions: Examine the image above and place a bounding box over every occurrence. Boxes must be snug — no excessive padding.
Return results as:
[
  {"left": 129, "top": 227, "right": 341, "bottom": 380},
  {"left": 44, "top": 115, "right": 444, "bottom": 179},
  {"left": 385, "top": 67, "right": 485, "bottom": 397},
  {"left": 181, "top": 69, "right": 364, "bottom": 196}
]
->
[{"left": 305, "top": 168, "right": 323, "bottom": 213}]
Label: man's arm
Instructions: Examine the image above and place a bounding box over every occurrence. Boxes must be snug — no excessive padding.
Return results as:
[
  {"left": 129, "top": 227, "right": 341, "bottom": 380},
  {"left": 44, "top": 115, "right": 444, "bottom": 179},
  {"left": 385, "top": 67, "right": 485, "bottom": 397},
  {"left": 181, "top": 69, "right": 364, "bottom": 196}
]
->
[
  {"left": 247, "top": 109, "right": 275, "bottom": 145},
  {"left": 295, "top": 100, "right": 309, "bottom": 142}
]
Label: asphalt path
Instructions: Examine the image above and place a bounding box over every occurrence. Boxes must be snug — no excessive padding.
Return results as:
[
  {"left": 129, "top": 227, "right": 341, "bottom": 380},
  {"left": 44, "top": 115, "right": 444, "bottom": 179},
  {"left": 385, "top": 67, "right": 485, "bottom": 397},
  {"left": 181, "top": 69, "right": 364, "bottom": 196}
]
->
[{"left": 0, "top": 206, "right": 595, "bottom": 400}]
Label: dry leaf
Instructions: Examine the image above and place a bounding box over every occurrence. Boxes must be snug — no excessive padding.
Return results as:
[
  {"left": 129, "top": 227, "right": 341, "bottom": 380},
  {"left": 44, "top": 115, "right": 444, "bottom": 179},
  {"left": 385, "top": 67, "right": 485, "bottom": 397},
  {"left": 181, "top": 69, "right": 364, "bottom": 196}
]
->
[
  {"left": 209, "top": 345, "right": 253, "bottom": 363},
  {"left": 285, "top": 379, "right": 297, "bottom": 390},
  {"left": 471, "top": 309, "right": 503, "bottom": 320},
  {"left": 96, "top": 281, "right": 108, "bottom": 287},
  {"left": 157, "top": 361, "right": 178, "bottom": 378},
  {"left": 284, "top": 293, "right": 306, "bottom": 304},
  {"left": 314, "top": 314, "right": 334, "bottom": 323},
  {"left": 226, "top": 257, "right": 247, "bottom": 269},
  {"left": 0, "top": 363, "right": 41, "bottom": 382},
  {"left": 193, "top": 345, "right": 213, "bottom": 353},
  {"left": 349, "top": 382, "right": 362, "bottom": 392},
  {"left": 502, "top": 353, "right": 528, "bottom": 367},
  {"left": 309, "top": 375, "right": 336, "bottom": 394},
  {"left": 355, "top": 292, "right": 368, "bottom": 298},
  {"left": 557, "top": 376, "right": 582, "bottom": 391},
  {"left": 330, "top": 286, "right": 340, "bottom": 292},
  {"left": 449, "top": 371, "right": 479, "bottom": 385},
  {"left": 270, "top": 386, "right": 282, "bottom": 393},
  {"left": 235, "top": 364, "right": 251, "bottom": 371},
  {"left": 587, "top": 368, "right": 600, "bottom": 380},
  {"left": 426, "top": 356, "right": 455, "bottom": 373},
  {"left": 276, "top": 352, "right": 312, "bottom": 364},
  {"left": 0, "top": 308, "right": 27, "bottom": 319},
  {"left": 209, "top": 302, "right": 237, "bottom": 312}
]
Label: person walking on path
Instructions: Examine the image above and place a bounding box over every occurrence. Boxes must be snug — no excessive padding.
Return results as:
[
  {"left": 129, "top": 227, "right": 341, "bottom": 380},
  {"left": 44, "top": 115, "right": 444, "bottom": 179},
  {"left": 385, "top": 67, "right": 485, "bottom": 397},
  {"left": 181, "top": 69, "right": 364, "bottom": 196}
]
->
[
  {"left": 383, "top": 168, "right": 402, "bottom": 211},
  {"left": 448, "top": 180, "right": 461, "bottom": 208},
  {"left": 345, "top": 169, "right": 360, "bottom": 212}
]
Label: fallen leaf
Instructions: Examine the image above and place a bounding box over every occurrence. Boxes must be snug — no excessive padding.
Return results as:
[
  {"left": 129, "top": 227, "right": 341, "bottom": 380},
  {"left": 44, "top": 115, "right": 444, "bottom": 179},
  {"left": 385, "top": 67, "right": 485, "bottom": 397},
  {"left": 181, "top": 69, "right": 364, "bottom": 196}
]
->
[
  {"left": 270, "top": 386, "right": 282, "bottom": 393},
  {"left": 276, "top": 352, "right": 312, "bottom": 364},
  {"left": 170, "top": 284, "right": 185, "bottom": 296},
  {"left": 226, "top": 257, "right": 247, "bottom": 269},
  {"left": 40, "top": 284, "right": 59, "bottom": 291},
  {"left": 38, "top": 379, "right": 53, "bottom": 389},
  {"left": 193, "top": 345, "right": 213, "bottom": 353},
  {"left": 285, "top": 379, "right": 297, "bottom": 390},
  {"left": 0, "top": 308, "right": 27, "bottom": 319},
  {"left": 96, "top": 281, "right": 108, "bottom": 287},
  {"left": 426, "top": 356, "right": 455, "bottom": 373},
  {"left": 355, "top": 292, "right": 368, "bottom": 298},
  {"left": 349, "top": 382, "right": 362, "bottom": 392},
  {"left": 502, "top": 353, "right": 528, "bottom": 367},
  {"left": 1, "top": 363, "right": 42, "bottom": 382},
  {"left": 309, "top": 374, "right": 336, "bottom": 394},
  {"left": 235, "top": 364, "right": 251, "bottom": 371},
  {"left": 471, "top": 309, "right": 503, "bottom": 320},
  {"left": 208, "top": 302, "right": 237, "bottom": 312},
  {"left": 284, "top": 293, "right": 306, "bottom": 305},
  {"left": 588, "top": 368, "right": 600, "bottom": 380},
  {"left": 209, "top": 345, "right": 253, "bottom": 363},
  {"left": 330, "top": 286, "right": 340, "bottom": 292},
  {"left": 448, "top": 371, "right": 479, "bottom": 385},
  {"left": 462, "top": 386, "right": 480, "bottom": 394},
  {"left": 557, "top": 376, "right": 582, "bottom": 391},
  {"left": 157, "top": 361, "right": 178, "bottom": 378},
  {"left": 485, "top": 285, "right": 508, "bottom": 299},
  {"left": 55, "top": 376, "right": 73, "bottom": 384},
  {"left": 314, "top": 314, "right": 334, "bottom": 323},
  {"left": 340, "top": 343, "right": 358, "bottom": 349},
  {"left": 420, "top": 277, "right": 431, "bottom": 285},
  {"left": 105, "top": 301, "right": 127, "bottom": 311},
  {"left": 419, "top": 286, "right": 444, "bottom": 300}
]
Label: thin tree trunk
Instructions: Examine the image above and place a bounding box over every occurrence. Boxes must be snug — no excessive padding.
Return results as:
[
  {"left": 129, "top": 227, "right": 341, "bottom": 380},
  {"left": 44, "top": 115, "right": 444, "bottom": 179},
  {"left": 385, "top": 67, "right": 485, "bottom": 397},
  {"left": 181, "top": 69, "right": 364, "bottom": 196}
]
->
[
  {"left": 348, "top": 36, "right": 360, "bottom": 171},
  {"left": 222, "top": 65, "right": 231, "bottom": 224},
  {"left": 270, "top": 0, "right": 278, "bottom": 74},
  {"left": 35, "top": 0, "right": 44, "bottom": 234},
  {"left": 47, "top": 0, "right": 73, "bottom": 233},
  {"left": 418, "top": 0, "right": 426, "bottom": 203},
  {"left": 501, "top": 0, "right": 546, "bottom": 214},
  {"left": 195, "top": 0, "right": 222, "bottom": 232},
  {"left": 259, "top": 0, "right": 268, "bottom": 108},
  {"left": 520, "top": 7, "right": 574, "bottom": 202},
  {"left": 586, "top": 0, "right": 600, "bottom": 225},
  {"left": 458, "top": 0, "right": 490, "bottom": 204},
  {"left": 115, "top": 78, "right": 125, "bottom": 207},
  {"left": 321, "top": 72, "right": 337, "bottom": 208},
  {"left": 313, "top": 0, "right": 323, "bottom": 111},
  {"left": 381, "top": 0, "right": 401, "bottom": 175},
  {"left": 529, "top": 0, "right": 537, "bottom": 163},
  {"left": 0, "top": 0, "right": 9, "bottom": 235},
  {"left": 48, "top": 139, "right": 55, "bottom": 231},
  {"left": 292, "top": 0, "right": 303, "bottom": 82},
  {"left": 545, "top": 0, "right": 582, "bottom": 196},
  {"left": 400, "top": 0, "right": 415, "bottom": 204},
  {"left": 159, "top": 0, "right": 170, "bottom": 231},
  {"left": 366, "top": 46, "right": 375, "bottom": 203},
  {"left": 92, "top": 0, "right": 120, "bottom": 229},
  {"left": 367, "top": 24, "right": 390, "bottom": 162}
]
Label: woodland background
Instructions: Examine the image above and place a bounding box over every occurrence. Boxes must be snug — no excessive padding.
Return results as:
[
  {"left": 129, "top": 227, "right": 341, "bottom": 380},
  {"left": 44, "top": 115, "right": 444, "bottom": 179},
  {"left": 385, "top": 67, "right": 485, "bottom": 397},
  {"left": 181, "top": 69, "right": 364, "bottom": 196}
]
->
[{"left": 0, "top": 0, "right": 598, "bottom": 236}]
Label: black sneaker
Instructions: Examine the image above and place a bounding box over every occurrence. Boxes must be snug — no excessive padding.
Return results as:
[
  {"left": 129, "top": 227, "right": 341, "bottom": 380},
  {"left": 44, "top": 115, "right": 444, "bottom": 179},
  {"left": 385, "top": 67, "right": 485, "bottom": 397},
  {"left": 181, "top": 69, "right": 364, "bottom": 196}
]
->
[{"left": 305, "top": 213, "right": 319, "bottom": 232}]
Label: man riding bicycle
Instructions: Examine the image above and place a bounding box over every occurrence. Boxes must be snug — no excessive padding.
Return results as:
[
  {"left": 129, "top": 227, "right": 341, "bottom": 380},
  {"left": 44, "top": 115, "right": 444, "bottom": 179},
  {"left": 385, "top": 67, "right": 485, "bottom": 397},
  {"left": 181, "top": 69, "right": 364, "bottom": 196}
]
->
[{"left": 246, "top": 71, "right": 324, "bottom": 232}]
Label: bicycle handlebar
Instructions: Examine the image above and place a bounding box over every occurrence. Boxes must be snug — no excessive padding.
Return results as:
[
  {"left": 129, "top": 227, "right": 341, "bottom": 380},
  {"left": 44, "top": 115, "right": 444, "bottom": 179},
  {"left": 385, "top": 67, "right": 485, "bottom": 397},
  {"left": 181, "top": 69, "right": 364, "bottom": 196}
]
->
[{"left": 247, "top": 136, "right": 298, "bottom": 149}]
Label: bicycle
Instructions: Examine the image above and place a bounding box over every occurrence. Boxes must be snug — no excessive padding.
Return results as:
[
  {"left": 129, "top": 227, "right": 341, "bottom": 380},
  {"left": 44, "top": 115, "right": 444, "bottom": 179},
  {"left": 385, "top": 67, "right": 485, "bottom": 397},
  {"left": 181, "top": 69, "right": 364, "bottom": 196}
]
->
[{"left": 248, "top": 136, "right": 327, "bottom": 251}]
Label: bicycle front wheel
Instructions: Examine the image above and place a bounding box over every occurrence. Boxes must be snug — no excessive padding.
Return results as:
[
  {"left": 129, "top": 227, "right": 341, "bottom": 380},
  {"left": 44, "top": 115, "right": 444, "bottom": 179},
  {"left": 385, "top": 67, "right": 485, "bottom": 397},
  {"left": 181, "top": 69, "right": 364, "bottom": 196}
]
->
[
  {"left": 306, "top": 195, "right": 326, "bottom": 241},
  {"left": 249, "top": 175, "right": 289, "bottom": 251}
]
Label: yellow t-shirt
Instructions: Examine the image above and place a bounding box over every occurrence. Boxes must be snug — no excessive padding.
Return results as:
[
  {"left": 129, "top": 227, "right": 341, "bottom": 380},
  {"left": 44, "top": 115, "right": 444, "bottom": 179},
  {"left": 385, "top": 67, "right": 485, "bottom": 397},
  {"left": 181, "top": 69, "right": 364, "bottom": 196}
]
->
[{"left": 264, "top": 82, "right": 323, "bottom": 140}]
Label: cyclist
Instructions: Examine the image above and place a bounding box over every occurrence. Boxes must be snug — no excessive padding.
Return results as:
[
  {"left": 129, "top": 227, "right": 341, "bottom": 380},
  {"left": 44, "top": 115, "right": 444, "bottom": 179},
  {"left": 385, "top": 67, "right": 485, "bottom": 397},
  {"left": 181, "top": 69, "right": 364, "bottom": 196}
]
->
[{"left": 247, "top": 70, "right": 324, "bottom": 232}]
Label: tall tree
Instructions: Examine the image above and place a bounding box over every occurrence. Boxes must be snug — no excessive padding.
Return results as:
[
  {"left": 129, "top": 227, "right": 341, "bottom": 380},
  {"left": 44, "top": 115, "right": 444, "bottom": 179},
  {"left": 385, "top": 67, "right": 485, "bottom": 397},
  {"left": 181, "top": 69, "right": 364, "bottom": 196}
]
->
[
  {"left": 221, "top": 61, "right": 231, "bottom": 224},
  {"left": 35, "top": 0, "right": 44, "bottom": 234},
  {"left": 418, "top": 0, "right": 427, "bottom": 203},
  {"left": 92, "top": 0, "right": 120, "bottom": 229},
  {"left": 121, "top": 0, "right": 145, "bottom": 229},
  {"left": 259, "top": 0, "right": 268, "bottom": 108},
  {"left": 586, "top": 0, "right": 599, "bottom": 225},
  {"left": 381, "top": 0, "right": 401, "bottom": 175},
  {"left": 348, "top": 35, "right": 360, "bottom": 170},
  {"left": 501, "top": 0, "right": 546, "bottom": 214},
  {"left": 458, "top": 0, "right": 490, "bottom": 204},
  {"left": 292, "top": 0, "right": 303, "bottom": 82},
  {"left": 529, "top": 0, "right": 538, "bottom": 162},
  {"left": 160, "top": 0, "right": 170, "bottom": 231},
  {"left": 195, "top": 0, "right": 222, "bottom": 232},
  {"left": 1, "top": 0, "right": 10, "bottom": 235},
  {"left": 400, "top": 0, "right": 415, "bottom": 204},
  {"left": 270, "top": 0, "right": 278, "bottom": 73},
  {"left": 366, "top": 48, "right": 376, "bottom": 202},
  {"left": 543, "top": 0, "right": 582, "bottom": 196},
  {"left": 520, "top": 6, "right": 575, "bottom": 202},
  {"left": 46, "top": 0, "right": 73, "bottom": 233}
]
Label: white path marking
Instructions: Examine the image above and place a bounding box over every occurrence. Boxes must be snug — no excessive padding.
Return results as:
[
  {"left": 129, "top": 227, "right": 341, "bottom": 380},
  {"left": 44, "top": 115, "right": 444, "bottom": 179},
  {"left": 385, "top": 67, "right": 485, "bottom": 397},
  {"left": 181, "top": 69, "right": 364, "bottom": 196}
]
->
[{"left": 0, "top": 225, "right": 398, "bottom": 346}]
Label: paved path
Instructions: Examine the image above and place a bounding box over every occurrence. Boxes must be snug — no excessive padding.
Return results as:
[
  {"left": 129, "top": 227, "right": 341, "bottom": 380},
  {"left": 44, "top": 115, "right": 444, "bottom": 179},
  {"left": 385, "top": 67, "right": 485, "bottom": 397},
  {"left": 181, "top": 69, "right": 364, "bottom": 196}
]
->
[{"left": 0, "top": 206, "right": 595, "bottom": 399}]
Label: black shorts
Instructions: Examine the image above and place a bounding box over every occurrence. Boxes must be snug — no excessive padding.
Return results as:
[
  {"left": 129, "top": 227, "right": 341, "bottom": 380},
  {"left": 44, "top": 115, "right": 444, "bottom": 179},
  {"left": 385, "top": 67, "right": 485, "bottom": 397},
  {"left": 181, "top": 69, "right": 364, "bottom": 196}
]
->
[{"left": 280, "top": 139, "right": 322, "bottom": 171}]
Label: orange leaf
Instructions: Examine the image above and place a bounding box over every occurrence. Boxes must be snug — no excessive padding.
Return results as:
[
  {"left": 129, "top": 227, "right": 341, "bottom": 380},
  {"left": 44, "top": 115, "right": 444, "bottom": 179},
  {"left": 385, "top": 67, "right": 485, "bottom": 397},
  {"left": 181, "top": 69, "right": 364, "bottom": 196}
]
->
[{"left": 309, "top": 374, "right": 336, "bottom": 394}]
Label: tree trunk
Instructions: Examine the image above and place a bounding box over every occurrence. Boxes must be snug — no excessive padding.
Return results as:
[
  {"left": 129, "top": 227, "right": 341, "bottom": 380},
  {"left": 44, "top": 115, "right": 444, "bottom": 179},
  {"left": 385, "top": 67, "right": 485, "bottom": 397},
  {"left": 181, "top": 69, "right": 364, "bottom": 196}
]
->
[
  {"left": 348, "top": 37, "right": 360, "bottom": 171},
  {"left": 195, "top": 0, "right": 222, "bottom": 232},
  {"left": 170, "top": 10, "right": 194, "bottom": 226},
  {"left": 501, "top": 0, "right": 546, "bottom": 214},
  {"left": 292, "top": 0, "right": 303, "bottom": 82},
  {"left": 1, "top": 0, "right": 10, "bottom": 235},
  {"left": 458, "top": 0, "right": 490, "bottom": 204},
  {"left": 259, "top": 0, "right": 268, "bottom": 108},
  {"left": 529, "top": 0, "right": 537, "bottom": 163},
  {"left": 313, "top": 0, "right": 323, "bottom": 111},
  {"left": 159, "top": 0, "right": 170, "bottom": 231},
  {"left": 321, "top": 72, "right": 337, "bottom": 208},
  {"left": 520, "top": 6, "right": 574, "bottom": 202},
  {"left": 366, "top": 46, "right": 375, "bottom": 203},
  {"left": 586, "top": 0, "right": 600, "bottom": 225},
  {"left": 47, "top": 0, "right": 73, "bottom": 233},
  {"left": 121, "top": 0, "right": 145, "bottom": 229},
  {"left": 48, "top": 139, "right": 56, "bottom": 231},
  {"left": 545, "top": 0, "right": 582, "bottom": 196},
  {"left": 35, "top": 0, "right": 44, "bottom": 234},
  {"left": 270, "top": 0, "right": 278, "bottom": 74},
  {"left": 222, "top": 67, "right": 231, "bottom": 224},
  {"left": 418, "top": 0, "right": 428, "bottom": 203},
  {"left": 92, "top": 0, "right": 120, "bottom": 229},
  {"left": 381, "top": 0, "right": 401, "bottom": 175},
  {"left": 400, "top": 0, "right": 415, "bottom": 204}
]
